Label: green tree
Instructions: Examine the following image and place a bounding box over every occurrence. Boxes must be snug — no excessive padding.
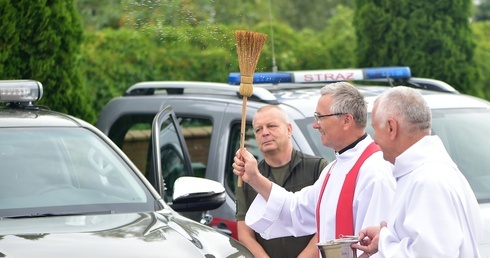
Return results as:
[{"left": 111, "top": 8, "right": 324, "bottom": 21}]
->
[
  {"left": 77, "top": 4, "right": 360, "bottom": 118},
  {"left": 354, "top": 0, "right": 481, "bottom": 96},
  {"left": 79, "top": 24, "right": 241, "bottom": 115},
  {"left": 256, "top": 5, "right": 356, "bottom": 71},
  {"left": 207, "top": 0, "right": 270, "bottom": 25},
  {"left": 77, "top": 0, "right": 356, "bottom": 32},
  {"left": 471, "top": 20, "right": 490, "bottom": 99},
  {"left": 0, "top": 1, "right": 18, "bottom": 76},
  {"left": 271, "top": 0, "right": 354, "bottom": 31},
  {"left": 474, "top": 0, "right": 490, "bottom": 21},
  {"left": 121, "top": 0, "right": 272, "bottom": 30},
  {"left": 76, "top": 0, "right": 124, "bottom": 30},
  {"left": 312, "top": 5, "right": 356, "bottom": 69},
  {"left": 0, "top": 0, "right": 96, "bottom": 123}
]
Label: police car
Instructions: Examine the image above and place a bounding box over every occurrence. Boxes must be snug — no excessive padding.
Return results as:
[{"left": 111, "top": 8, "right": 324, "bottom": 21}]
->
[
  {"left": 96, "top": 67, "right": 490, "bottom": 255},
  {"left": 0, "top": 80, "right": 252, "bottom": 257}
]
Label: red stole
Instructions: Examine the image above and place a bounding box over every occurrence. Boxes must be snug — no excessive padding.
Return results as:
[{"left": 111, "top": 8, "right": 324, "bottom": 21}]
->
[{"left": 315, "top": 142, "right": 381, "bottom": 240}]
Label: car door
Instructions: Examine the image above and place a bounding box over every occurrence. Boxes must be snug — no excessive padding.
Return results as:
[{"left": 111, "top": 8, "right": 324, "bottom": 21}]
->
[
  {"left": 148, "top": 105, "right": 194, "bottom": 201},
  {"left": 147, "top": 105, "right": 219, "bottom": 226}
]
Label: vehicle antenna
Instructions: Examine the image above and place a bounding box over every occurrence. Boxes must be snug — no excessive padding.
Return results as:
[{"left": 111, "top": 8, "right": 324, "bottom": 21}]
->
[{"left": 268, "top": 0, "right": 277, "bottom": 72}]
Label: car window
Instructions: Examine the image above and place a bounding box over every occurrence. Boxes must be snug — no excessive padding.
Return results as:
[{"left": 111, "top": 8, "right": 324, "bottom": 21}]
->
[
  {"left": 431, "top": 108, "right": 490, "bottom": 203},
  {"left": 179, "top": 117, "right": 212, "bottom": 178},
  {"left": 225, "top": 122, "right": 262, "bottom": 195},
  {"left": 157, "top": 115, "right": 193, "bottom": 202},
  {"left": 108, "top": 115, "right": 211, "bottom": 174},
  {"left": 0, "top": 128, "right": 153, "bottom": 217},
  {"left": 108, "top": 114, "right": 154, "bottom": 176},
  {"left": 299, "top": 108, "right": 490, "bottom": 203},
  {"left": 295, "top": 118, "right": 336, "bottom": 162}
]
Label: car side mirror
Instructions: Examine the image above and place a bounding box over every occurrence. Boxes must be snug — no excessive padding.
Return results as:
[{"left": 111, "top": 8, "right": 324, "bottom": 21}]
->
[{"left": 170, "top": 177, "right": 225, "bottom": 212}]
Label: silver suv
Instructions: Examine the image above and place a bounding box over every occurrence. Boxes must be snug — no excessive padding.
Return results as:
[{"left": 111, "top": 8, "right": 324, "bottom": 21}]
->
[
  {"left": 96, "top": 67, "right": 490, "bottom": 255},
  {"left": 0, "top": 80, "right": 252, "bottom": 257}
]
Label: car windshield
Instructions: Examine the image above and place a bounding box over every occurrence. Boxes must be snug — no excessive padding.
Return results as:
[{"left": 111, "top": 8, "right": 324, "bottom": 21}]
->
[
  {"left": 297, "top": 108, "right": 490, "bottom": 203},
  {"left": 0, "top": 128, "right": 154, "bottom": 218}
]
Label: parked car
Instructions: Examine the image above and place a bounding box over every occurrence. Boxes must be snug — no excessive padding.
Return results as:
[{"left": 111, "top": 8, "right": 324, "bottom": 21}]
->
[
  {"left": 96, "top": 67, "right": 490, "bottom": 256},
  {"left": 0, "top": 80, "right": 252, "bottom": 257}
]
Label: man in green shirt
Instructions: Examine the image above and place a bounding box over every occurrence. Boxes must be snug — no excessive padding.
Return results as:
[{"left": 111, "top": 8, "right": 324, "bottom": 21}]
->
[{"left": 235, "top": 105, "right": 328, "bottom": 258}]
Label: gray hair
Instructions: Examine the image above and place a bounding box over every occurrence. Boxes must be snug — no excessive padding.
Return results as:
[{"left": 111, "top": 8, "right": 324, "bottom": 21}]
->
[
  {"left": 374, "top": 86, "right": 431, "bottom": 133},
  {"left": 253, "top": 105, "right": 290, "bottom": 127},
  {"left": 320, "top": 82, "right": 367, "bottom": 128}
]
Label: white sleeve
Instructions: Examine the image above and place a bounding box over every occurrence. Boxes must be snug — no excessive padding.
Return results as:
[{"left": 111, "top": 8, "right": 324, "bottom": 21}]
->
[
  {"left": 354, "top": 154, "right": 396, "bottom": 235},
  {"left": 245, "top": 182, "right": 318, "bottom": 239}
]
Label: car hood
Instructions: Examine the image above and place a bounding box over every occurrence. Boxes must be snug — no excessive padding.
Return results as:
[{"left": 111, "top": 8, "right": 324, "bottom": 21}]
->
[{"left": 0, "top": 210, "right": 251, "bottom": 257}]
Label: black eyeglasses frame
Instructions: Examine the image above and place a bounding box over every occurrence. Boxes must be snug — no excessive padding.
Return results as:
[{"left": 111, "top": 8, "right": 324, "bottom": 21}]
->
[{"left": 313, "top": 112, "right": 347, "bottom": 122}]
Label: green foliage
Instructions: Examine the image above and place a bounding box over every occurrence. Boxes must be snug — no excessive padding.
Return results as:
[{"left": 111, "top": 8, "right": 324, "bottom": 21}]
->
[
  {"left": 76, "top": 0, "right": 124, "bottom": 30},
  {"left": 256, "top": 5, "right": 357, "bottom": 71},
  {"left": 120, "top": 0, "right": 272, "bottom": 29},
  {"left": 80, "top": 6, "right": 359, "bottom": 118},
  {"left": 471, "top": 21, "right": 490, "bottom": 98},
  {"left": 253, "top": 22, "right": 303, "bottom": 71},
  {"left": 0, "top": 0, "right": 96, "bottom": 123},
  {"left": 10, "top": 0, "right": 490, "bottom": 128},
  {"left": 474, "top": 0, "right": 490, "bottom": 21},
  {"left": 271, "top": 0, "right": 354, "bottom": 31},
  {"left": 313, "top": 5, "right": 357, "bottom": 69},
  {"left": 77, "top": 0, "right": 355, "bottom": 32},
  {"left": 0, "top": 1, "right": 18, "bottom": 76},
  {"left": 80, "top": 24, "right": 240, "bottom": 114},
  {"left": 208, "top": 0, "right": 271, "bottom": 25},
  {"left": 354, "top": 0, "right": 481, "bottom": 97}
]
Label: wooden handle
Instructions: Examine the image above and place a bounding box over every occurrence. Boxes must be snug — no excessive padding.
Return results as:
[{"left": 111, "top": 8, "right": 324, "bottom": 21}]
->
[
  {"left": 238, "top": 95, "right": 248, "bottom": 188},
  {"left": 234, "top": 30, "right": 266, "bottom": 188}
]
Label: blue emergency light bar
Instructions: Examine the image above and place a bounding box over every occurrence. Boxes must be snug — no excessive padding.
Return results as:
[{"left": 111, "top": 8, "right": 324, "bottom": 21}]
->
[
  {"left": 228, "top": 66, "right": 411, "bottom": 85},
  {"left": 363, "top": 67, "right": 411, "bottom": 79},
  {"left": 228, "top": 72, "right": 292, "bottom": 84}
]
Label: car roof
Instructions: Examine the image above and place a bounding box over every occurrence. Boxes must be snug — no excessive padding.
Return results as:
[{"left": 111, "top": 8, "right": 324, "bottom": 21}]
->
[
  {"left": 0, "top": 107, "right": 90, "bottom": 128},
  {"left": 0, "top": 79, "right": 92, "bottom": 128},
  {"left": 120, "top": 80, "right": 490, "bottom": 121},
  {"left": 270, "top": 84, "right": 490, "bottom": 118}
]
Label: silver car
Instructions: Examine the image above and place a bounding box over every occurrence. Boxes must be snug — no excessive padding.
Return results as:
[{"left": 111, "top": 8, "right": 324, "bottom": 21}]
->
[
  {"left": 0, "top": 80, "right": 252, "bottom": 257},
  {"left": 97, "top": 67, "right": 490, "bottom": 256}
]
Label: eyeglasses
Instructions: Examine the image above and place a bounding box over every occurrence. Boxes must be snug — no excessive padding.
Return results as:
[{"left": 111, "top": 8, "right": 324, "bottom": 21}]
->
[{"left": 313, "top": 112, "right": 347, "bottom": 122}]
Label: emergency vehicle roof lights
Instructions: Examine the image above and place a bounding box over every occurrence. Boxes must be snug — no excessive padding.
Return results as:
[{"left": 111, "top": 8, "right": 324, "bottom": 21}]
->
[
  {"left": 0, "top": 80, "right": 43, "bottom": 103},
  {"left": 228, "top": 66, "right": 411, "bottom": 85},
  {"left": 228, "top": 72, "right": 293, "bottom": 84}
]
